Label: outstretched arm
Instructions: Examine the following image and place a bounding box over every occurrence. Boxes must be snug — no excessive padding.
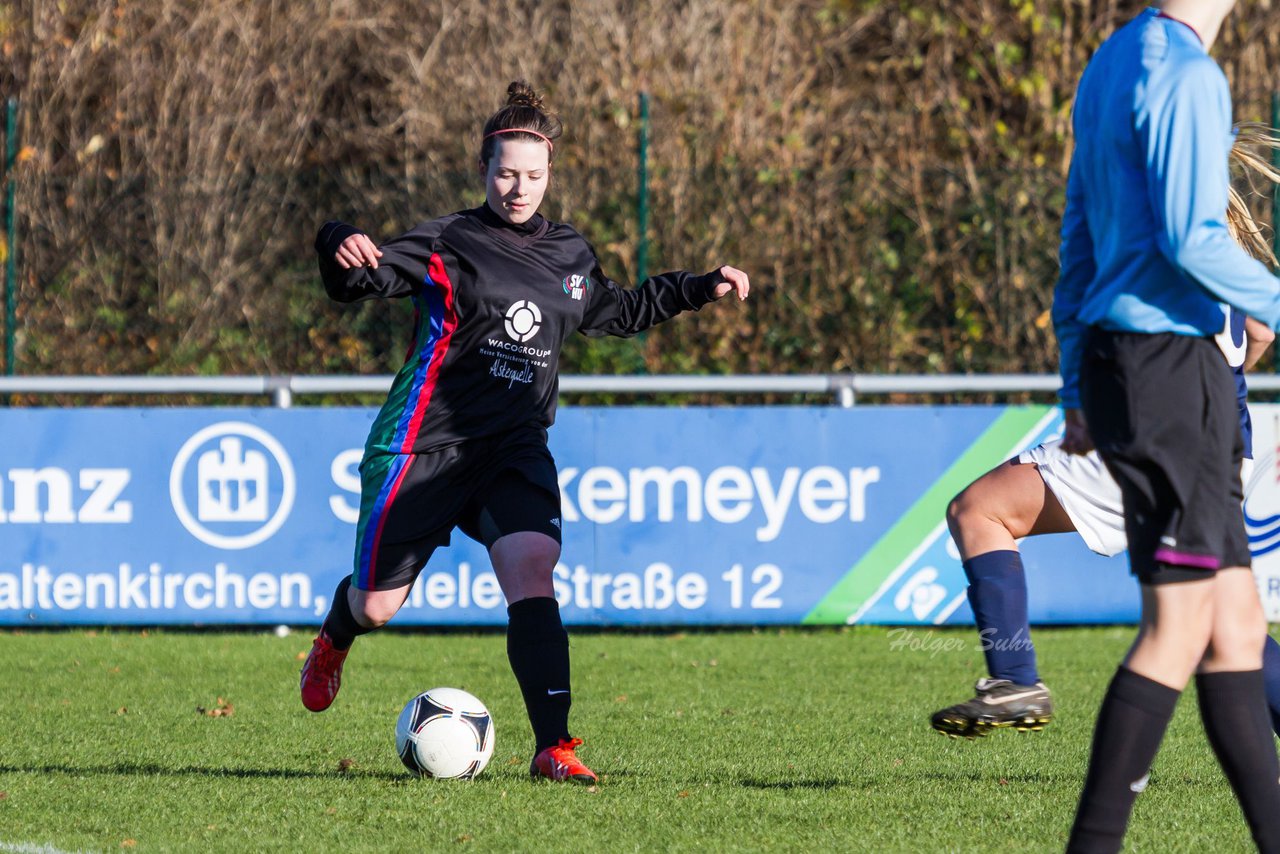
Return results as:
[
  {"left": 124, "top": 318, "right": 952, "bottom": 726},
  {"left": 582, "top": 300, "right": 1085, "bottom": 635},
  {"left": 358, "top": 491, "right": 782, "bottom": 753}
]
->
[{"left": 578, "top": 261, "right": 749, "bottom": 338}]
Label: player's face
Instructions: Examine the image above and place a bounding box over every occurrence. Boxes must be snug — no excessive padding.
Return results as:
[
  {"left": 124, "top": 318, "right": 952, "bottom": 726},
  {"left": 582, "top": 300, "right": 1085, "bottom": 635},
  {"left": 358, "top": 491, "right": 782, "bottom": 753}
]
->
[{"left": 484, "top": 140, "right": 551, "bottom": 225}]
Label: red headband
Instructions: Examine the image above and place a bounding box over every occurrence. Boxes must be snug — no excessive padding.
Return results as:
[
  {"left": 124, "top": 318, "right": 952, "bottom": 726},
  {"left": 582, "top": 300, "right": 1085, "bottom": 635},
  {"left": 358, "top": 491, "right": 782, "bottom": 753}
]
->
[{"left": 483, "top": 128, "right": 554, "bottom": 154}]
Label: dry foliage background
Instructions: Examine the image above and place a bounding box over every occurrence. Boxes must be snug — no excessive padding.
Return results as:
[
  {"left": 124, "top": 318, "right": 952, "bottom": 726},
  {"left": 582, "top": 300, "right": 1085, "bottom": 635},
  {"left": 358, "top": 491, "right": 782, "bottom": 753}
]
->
[{"left": 0, "top": 0, "right": 1277, "bottom": 384}]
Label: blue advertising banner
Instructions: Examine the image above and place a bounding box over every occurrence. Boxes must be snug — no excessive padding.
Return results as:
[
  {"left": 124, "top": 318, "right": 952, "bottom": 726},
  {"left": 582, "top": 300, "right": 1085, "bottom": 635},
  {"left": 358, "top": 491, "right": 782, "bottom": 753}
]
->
[{"left": 4, "top": 405, "right": 1277, "bottom": 627}]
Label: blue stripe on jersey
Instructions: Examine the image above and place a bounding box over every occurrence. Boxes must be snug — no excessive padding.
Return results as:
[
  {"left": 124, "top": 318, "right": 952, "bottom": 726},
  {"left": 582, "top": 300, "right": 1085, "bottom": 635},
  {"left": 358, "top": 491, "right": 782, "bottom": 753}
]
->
[
  {"left": 388, "top": 273, "right": 448, "bottom": 452},
  {"left": 356, "top": 453, "right": 411, "bottom": 589}
]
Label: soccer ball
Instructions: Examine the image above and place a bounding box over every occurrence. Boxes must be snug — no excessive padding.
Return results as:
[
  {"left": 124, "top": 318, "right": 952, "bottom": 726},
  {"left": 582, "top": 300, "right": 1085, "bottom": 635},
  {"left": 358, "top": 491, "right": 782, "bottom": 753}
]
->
[{"left": 395, "top": 687, "right": 495, "bottom": 779}]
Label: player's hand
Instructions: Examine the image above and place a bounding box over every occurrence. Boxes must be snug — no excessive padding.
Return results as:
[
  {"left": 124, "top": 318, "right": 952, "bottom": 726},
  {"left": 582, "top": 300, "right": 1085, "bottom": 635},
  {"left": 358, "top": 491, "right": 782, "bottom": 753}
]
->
[
  {"left": 1060, "top": 407, "right": 1094, "bottom": 455},
  {"left": 711, "top": 266, "right": 750, "bottom": 301},
  {"left": 336, "top": 233, "right": 383, "bottom": 270}
]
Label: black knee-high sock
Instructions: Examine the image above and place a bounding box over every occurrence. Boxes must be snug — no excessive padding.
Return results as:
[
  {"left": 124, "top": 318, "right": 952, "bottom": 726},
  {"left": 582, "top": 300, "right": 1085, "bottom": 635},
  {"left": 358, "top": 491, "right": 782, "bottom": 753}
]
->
[
  {"left": 1068, "top": 667, "right": 1180, "bottom": 854},
  {"left": 507, "top": 597, "right": 571, "bottom": 752},
  {"left": 321, "top": 577, "right": 372, "bottom": 650},
  {"left": 1196, "top": 670, "right": 1280, "bottom": 853},
  {"left": 1263, "top": 636, "right": 1280, "bottom": 737}
]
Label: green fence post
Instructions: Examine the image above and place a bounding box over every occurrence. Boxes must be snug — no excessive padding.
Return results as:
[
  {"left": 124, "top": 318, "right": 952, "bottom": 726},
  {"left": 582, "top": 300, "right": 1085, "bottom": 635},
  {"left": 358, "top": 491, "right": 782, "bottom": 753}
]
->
[
  {"left": 4, "top": 97, "right": 17, "bottom": 377},
  {"left": 637, "top": 91, "right": 650, "bottom": 285}
]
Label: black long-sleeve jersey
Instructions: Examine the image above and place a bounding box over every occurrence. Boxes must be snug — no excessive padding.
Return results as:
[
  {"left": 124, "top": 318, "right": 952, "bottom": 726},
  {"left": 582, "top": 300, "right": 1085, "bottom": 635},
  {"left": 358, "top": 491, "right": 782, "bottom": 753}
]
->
[{"left": 317, "top": 205, "right": 722, "bottom": 456}]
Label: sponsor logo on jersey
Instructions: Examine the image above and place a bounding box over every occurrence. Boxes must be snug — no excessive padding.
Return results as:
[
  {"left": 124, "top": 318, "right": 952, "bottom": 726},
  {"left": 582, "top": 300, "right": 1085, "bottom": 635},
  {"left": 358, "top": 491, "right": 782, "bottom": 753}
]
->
[
  {"left": 170, "top": 422, "right": 296, "bottom": 549},
  {"left": 504, "top": 300, "right": 543, "bottom": 342},
  {"left": 562, "top": 273, "right": 589, "bottom": 301}
]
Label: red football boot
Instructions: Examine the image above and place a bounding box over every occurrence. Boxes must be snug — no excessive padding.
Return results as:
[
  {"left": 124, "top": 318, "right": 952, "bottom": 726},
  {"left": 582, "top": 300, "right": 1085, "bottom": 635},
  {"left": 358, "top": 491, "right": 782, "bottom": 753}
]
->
[
  {"left": 300, "top": 630, "right": 349, "bottom": 712},
  {"left": 530, "top": 737, "right": 598, "bottom": 784}
]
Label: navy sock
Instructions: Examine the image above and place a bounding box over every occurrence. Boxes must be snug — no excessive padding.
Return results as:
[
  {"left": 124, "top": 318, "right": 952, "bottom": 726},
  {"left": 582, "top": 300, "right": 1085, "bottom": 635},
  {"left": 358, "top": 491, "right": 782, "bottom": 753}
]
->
[
  {"left": 507, "top": 597, "right": 572, "bottom": 752},
  {"left": 320, "top": 577, "right": 372, "bottom": 650},
  {"left": 1196, "top": 669, "right": 1280, "bottom": 852},
  {"left": 1263, "top": 634, "right": 1280, "bottom": 737},
  {"left": 963, "top": 550, "right": 1038, "bottom": 685}
]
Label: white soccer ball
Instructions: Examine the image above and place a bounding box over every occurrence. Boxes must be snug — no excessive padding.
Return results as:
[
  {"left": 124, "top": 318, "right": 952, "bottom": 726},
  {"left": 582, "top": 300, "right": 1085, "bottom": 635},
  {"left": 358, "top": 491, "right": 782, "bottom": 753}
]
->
[{"left": 395, "top": 687, "right": 495, "bottom": 779}]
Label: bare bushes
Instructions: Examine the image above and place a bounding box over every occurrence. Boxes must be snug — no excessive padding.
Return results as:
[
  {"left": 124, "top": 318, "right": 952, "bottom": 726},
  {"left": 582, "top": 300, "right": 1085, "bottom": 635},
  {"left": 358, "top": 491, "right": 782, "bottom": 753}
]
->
[{"left": 3, "top": 1, "right": 1278, "bottom": 378}]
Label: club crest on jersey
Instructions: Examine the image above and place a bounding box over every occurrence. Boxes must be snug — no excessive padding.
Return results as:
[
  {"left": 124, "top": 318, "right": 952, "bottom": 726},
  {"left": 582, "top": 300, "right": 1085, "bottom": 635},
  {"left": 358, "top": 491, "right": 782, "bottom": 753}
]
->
[{"left": 563, "top": 274, "right": 589, "bottom": 301}]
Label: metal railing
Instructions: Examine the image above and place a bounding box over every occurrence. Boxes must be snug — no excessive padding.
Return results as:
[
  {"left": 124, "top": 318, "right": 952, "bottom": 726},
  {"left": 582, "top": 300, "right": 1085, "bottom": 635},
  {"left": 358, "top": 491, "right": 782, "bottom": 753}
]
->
[{"left": 4, "top": 373, "right": 1279, "bottom": 408}]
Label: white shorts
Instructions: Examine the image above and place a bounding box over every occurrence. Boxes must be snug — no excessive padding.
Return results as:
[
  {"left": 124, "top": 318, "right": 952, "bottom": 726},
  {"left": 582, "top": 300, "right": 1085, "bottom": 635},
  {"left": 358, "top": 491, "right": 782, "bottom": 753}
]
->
[{"left": 1017, "top": 441, "right": 1256, "bottom": 558}]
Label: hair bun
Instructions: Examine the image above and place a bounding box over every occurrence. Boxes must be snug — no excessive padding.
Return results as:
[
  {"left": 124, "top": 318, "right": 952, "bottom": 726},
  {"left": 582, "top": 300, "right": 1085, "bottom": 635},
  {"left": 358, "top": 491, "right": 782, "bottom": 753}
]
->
[{"left": 506, "top": 81, "right": 546, "bottom": 111}]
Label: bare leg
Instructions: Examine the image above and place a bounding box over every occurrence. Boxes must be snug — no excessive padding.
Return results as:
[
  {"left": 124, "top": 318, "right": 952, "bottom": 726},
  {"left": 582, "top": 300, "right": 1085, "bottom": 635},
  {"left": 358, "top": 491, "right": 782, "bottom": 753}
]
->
[
  {"left": 1124, "top": 578, "right": 1215, "bottom": 690},
  {"left": 350, "top": 584, "right": 413, "bottom": 628},
  {"left": 490, "top": 531, "right": 559, "bottom": 604},
  {"left": 1197, "top": 567, "right": 1267, "bottom": 674},
  {"left": 947, "top": 458, "right": 1076, "bottom": 557}
]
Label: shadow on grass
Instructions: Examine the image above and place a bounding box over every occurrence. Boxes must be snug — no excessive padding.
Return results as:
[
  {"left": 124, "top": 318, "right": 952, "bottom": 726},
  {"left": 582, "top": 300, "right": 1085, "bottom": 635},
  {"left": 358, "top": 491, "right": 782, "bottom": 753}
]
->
[
  {"left": 739, "top": 771, "right": 1069, "bottom": 790},
  {"left": 915, "top": 770, "right": 1069, "bottom": 785},
  {"left": 0, "top": 762, "right": 406, "bottom": 782},
  {"left": 738, "top": 778, "right": 852, "bottom": 790}
]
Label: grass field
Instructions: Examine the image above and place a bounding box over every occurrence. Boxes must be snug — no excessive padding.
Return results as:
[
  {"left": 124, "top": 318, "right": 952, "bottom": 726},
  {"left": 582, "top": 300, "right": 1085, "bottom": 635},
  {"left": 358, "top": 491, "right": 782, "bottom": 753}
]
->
[{"left": 0, "top": 626, "right": 1265, "bottom": 852}]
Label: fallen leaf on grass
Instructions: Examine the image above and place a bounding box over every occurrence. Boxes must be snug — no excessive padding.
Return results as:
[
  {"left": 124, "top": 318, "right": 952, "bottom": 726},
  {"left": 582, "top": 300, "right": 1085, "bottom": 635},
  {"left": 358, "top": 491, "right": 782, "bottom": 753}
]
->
[
  {"left": 121, "top": 841, "right": 136, "bottom": 848},
  {"left": 455, "top": 834, "right": 473, "bottom": 843},
  {"left": 678, "top": 790, "right": 690, "bottom": 798},
  {"left": 115, "top": 707, "right": 128, "bottom": 716},
  {"left": 196, "top": 697, "right": 234, "bottom": 717},
  {"left": 0, "top": 791, "right": 8, "bottom": 800},
  {"left": 337, "top": 758, "right": 357, "bottom": 773}
]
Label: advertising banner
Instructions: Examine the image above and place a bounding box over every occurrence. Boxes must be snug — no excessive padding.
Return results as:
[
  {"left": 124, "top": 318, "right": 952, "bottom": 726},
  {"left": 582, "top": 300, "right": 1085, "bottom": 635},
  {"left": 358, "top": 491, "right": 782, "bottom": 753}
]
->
[{"left": 4, "top": 405, "right": 1280, "bottom": 626}]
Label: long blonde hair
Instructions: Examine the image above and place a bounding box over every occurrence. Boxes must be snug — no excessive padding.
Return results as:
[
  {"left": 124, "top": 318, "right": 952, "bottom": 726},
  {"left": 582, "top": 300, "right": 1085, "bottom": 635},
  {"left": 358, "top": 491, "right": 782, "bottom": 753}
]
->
[{"left": 1227, "top": 124, "right": 1280, "bottom": 268}]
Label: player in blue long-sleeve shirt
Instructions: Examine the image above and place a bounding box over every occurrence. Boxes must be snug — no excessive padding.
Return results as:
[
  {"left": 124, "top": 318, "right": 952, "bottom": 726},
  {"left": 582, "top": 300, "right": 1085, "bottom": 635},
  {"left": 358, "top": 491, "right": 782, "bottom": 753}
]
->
[
  {"left": 1053, "top": 15, "right": 1280, "bottom": 412},
  {"left": 1054, "top": 5, "right": 1280, "bottom": 852}
]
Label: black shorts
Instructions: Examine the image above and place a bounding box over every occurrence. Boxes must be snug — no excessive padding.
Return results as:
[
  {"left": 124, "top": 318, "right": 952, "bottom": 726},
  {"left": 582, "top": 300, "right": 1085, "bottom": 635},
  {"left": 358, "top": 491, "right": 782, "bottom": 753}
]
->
[
  {"left": 1080, "top": 328, "right": 1249, "bottom": 584},
  {"left": 351, "top": 426, "right": 562, "bottom": 591}
]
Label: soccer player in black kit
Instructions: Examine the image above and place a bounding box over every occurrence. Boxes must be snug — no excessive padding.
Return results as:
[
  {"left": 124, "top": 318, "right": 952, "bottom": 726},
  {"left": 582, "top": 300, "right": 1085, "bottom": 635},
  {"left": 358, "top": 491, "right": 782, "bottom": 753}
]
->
[{"left": 301, "top": 81, "right": 750, "bottom": 784}]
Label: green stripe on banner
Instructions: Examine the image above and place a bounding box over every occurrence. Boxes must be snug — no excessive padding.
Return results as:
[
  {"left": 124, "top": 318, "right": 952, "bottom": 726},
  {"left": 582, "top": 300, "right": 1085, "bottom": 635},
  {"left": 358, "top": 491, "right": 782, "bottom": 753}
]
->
[{"left": 802, "top": 406, "right": 1052, "bottom": 624}]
